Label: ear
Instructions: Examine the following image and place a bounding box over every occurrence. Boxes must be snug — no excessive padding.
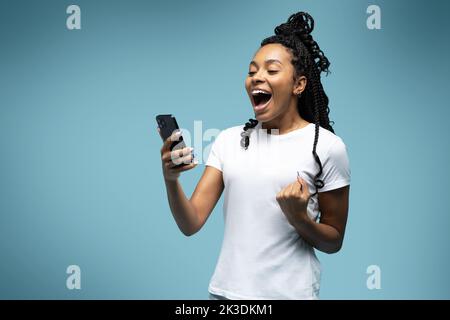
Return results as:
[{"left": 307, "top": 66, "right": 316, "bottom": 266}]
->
[{"left": 293, "top": 75, "right": 307, "bottom": 95}]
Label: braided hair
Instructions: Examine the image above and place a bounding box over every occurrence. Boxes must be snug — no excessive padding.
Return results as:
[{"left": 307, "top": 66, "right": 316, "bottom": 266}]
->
[{"left": 240, "top": 12, "right": 334, "bottom": 197}]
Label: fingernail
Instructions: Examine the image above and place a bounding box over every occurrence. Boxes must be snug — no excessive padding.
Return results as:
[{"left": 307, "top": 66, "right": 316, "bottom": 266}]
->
[{"left": 189, "top": 147, "right": 194, "bottom": 152}]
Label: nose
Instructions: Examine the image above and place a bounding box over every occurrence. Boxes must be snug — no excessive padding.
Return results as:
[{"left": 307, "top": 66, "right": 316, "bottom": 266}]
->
[{"left": 251, "top": 71, "right": 265, "bottom": 85}]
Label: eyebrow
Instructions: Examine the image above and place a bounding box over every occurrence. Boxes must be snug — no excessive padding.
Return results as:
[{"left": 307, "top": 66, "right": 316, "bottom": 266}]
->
[{"left": 249, "top": 59, "right": 283, "bottom": 67}]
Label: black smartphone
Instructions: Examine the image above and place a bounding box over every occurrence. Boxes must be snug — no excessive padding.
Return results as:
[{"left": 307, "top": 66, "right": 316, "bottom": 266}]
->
[{"left": 156, "top": 114, "right": 192, "bottom": 167}]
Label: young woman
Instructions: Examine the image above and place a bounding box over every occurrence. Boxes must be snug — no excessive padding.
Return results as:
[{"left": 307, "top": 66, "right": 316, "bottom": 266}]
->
[{"left": 159, "top": 12, "right": 351, "bottom": 300}]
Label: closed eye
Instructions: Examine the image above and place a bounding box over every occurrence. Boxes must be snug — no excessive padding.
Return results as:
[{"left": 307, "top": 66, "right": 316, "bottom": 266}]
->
[{"left": 248, "top": 70, "right": 278, "bottom": 76}]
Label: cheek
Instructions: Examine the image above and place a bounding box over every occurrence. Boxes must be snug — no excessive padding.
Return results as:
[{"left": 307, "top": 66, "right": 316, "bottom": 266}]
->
[
  {"left": 272, "top": 74, "right": 294, "bottom": 92},
  {"left": 270, "top": 79, "right": 295, "bottom": 111},
  {"left": 272, "top": 80, "right": 293, "bottom": 101}
]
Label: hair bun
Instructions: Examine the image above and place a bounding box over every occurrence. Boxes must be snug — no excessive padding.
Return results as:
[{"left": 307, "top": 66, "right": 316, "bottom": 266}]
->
[
  {"left": 274, "top": 12, "right": 314, "bottom": 36},
  {"left": 273, "top": 11, "right": 330, "bottom": 74}
]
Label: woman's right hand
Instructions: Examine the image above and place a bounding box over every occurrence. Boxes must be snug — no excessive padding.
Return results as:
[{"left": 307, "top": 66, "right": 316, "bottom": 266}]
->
[{"left": 159, "top": 129, "right": 198, "bottom": 181}]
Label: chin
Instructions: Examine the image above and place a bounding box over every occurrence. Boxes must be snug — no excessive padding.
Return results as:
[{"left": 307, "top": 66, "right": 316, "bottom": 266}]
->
[
  {"left": 254, "top": 112, "right": 271, "bottom": 122},
  {"left": 254, "top": 114, "right": 264, "bottom": 122}
]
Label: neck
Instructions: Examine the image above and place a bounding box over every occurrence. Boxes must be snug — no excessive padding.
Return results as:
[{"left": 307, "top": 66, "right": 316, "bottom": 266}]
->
[{"left": 261, "top": 102, "right": 310, "bottom": 135}]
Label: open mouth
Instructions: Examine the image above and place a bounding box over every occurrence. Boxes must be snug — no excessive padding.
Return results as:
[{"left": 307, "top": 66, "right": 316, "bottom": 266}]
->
[{"left": 251, "top": 89, "right": 272, "bottom": 110}]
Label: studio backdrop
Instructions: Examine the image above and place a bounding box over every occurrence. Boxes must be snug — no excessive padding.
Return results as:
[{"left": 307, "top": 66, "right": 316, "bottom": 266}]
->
[{"left": 0, "top": 0, "right": 449, "bottom": 299}]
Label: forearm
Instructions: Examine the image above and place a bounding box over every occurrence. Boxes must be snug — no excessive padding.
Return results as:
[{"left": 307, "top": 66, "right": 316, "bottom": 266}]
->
[
  {"left": 291, "top": 214, "right": 343, "bottom": 254},
  {"left": 164, "top": 179, "right": 199, "bottom": 236}
]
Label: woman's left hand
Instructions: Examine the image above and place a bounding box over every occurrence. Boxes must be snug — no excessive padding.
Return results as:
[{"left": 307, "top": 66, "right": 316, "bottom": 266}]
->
[{"left": 276, "top": 175, "right": 312, "bottom": 226}]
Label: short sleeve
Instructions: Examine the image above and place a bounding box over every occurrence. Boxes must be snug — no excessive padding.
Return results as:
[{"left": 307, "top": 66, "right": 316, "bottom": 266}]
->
[
  {"left": 319, "top": 138, "right": 351, "bottom": 192},
  {"left": 205, "top": 131, "right": 225, "bottom": 172}
]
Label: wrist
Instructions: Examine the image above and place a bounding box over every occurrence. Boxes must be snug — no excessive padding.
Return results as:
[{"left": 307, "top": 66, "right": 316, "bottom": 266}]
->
[
  {"left": 165, "top": 177, "right": 178, "bottom": 183},
  {"left": 292, "top": 211, "right": 314, "bottom": 230}
]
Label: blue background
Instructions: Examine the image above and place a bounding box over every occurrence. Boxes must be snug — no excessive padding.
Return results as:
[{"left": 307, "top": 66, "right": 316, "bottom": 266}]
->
[{"left": 0, "top": 0, "right": 449, "bottom": 299}]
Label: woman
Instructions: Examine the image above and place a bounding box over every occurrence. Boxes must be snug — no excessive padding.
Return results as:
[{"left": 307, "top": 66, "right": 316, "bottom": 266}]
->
[{"left": 159, "top": 12, "right": 351, "bottom": 300}]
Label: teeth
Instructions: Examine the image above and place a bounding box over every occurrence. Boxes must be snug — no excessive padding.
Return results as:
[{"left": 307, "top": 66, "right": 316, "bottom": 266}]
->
[{"left": 252, "top": 89, "right": 271, "bottom": 95}]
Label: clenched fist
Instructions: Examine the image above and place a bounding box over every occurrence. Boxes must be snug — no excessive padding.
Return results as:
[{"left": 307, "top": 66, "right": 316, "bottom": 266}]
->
[{"left": 276, "top": 172, "right": 312, "bottom": 226}]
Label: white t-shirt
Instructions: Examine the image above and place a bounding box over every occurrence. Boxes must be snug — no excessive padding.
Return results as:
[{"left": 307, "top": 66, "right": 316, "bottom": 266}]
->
[{"left": 205, "top": 121, "right": 351, "bottom": 300}]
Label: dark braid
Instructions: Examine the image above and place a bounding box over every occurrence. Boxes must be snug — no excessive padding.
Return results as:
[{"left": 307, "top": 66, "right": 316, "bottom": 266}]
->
[
  {"left": 240, "top": 11, "right": 334, "bottom": 196},
  {"left": 240, "top": 118, "right": 258, "bottom": 150}
]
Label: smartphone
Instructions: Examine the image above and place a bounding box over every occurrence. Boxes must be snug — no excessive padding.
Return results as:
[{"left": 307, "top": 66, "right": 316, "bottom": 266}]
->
[{"left": 156, "top": 114, "right": 192, "bottom": 167}]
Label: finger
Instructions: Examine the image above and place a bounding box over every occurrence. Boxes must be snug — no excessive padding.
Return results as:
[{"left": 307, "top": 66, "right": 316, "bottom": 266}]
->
[
  {"left": 297, "top": 176, "right": 304, "bottom": 193},
  {"left": 170, "top": 147, "right": 194, "bottom": 164},
  {"left": 171, "top": 153, "right": 194, "bottom": 167},
  {"left": 161, "top": 151, "right": 172, "bottom": 163},
  {"left": 280, "top": 183, "right": 292, "bottom": 200},
  {"left": 287, "top": 182, "right": 297, "bottom": 197},
  {"left": 276, "top": 191, "right": 282, "bottom": 202},
  {"left": 162, "top": 146, "right": 192, "bottom": 162},
  {"left": 276, "top": 188, "right": 285, "bottom": 202},
  {"left": 280, "top": 184, "right": 291, "bottom": 199},
  {"left": 293, "top": 179, "right": 302, "bottom": 197},
  {"left": 164, "top": 153, "right": 193, "bottom": 169},
  {"left": 169, "top": 160, "right": 198, "bottom": 173},
  {"left": 161, "top": 130, "right": 182, "bottom": 154},
  {"left": 299, "top": 178, "right": 310, "bottom": 198}
]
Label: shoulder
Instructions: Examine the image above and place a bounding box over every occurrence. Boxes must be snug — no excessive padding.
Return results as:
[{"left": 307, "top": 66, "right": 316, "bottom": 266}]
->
[
  {"left": 311, "top": 125, "right": 348, "bottom": 158},
  {"left": 207, "top": 124, "right": 245, "bottom": 154},
  {"left": 214, "top": 124, "right": 245, "bottom": 141},
  {"left": 316, "top": 127, "right": 349, "bottom": 163},
  {"left": 222, "top": 124, "right": 245, "bottom": 135}
]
